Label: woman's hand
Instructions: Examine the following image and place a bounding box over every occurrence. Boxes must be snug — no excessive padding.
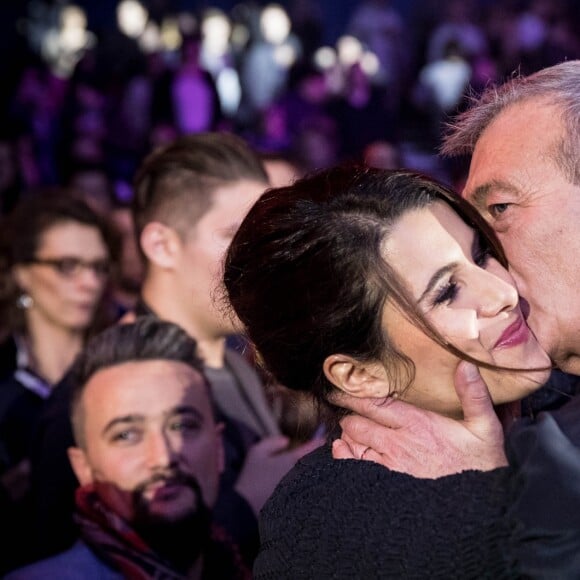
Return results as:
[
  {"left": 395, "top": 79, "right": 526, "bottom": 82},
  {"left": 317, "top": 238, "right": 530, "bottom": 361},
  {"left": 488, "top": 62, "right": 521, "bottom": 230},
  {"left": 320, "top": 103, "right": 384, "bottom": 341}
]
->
[{"left": 332, "top": 362, "right": 508, "bottom": 478}]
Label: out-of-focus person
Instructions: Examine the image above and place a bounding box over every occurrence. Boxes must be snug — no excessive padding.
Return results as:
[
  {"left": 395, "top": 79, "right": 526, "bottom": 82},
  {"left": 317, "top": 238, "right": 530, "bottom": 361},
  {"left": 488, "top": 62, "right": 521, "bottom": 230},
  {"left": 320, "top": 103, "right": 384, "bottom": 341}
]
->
[
  {"left": 0, "top": 191, "right": 117, "bottom": 574},
  {"left": 26, "top": 132, "right": 320, "bottom": 568},
  {"left": 7, "top": 318, "right": 250, "bottom": 579}
]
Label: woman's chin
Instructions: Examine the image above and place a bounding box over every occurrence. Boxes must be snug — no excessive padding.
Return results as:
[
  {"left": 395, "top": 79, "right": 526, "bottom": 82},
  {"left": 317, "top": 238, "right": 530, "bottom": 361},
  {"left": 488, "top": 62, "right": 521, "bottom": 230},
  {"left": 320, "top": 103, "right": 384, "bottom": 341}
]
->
[{"left": 482, "top": 366, "right": 551, "bottom": 405}]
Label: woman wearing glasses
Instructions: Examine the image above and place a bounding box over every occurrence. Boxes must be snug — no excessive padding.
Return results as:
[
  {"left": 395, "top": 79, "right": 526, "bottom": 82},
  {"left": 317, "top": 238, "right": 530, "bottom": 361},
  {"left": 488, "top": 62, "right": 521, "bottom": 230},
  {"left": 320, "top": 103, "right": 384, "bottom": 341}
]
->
[{"left": 0, "top": 191, "right": 117, "bottom": 573}]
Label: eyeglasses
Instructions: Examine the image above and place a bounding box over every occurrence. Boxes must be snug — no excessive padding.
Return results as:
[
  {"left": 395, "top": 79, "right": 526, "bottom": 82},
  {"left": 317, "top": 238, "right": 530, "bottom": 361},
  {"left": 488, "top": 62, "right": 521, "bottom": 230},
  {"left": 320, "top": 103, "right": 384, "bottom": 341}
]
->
[{"left": 27, "top": 257, "right": 111, "bottom": 278}]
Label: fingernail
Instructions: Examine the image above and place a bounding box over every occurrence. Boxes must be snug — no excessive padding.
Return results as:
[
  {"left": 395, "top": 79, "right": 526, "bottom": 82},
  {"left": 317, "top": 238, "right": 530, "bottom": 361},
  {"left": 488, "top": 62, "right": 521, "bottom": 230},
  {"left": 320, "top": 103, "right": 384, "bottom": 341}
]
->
[{"left": 463, "top": 362, "right": 479, "bottom": 381}]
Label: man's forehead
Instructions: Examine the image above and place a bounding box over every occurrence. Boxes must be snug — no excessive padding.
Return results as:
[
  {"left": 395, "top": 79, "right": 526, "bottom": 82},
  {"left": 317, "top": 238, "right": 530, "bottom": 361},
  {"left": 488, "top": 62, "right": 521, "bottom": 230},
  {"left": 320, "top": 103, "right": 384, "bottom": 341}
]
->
[{"left": 83, "top": 360, "right": 209, "bottom": 406}]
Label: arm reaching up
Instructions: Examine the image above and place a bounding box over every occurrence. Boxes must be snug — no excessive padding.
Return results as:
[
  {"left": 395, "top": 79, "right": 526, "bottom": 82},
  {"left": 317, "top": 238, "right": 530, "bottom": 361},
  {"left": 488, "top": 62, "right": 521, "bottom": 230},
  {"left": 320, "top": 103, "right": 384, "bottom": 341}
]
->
[{"left": 333, "top": 362, "right": 508, "bottom": 478}]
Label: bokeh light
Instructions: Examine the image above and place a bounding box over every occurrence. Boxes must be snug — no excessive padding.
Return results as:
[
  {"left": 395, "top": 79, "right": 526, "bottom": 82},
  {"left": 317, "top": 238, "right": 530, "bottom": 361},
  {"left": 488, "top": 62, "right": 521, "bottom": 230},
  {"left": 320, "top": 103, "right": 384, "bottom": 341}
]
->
[
  {"left": 360, "top": 51, "right": 380, "bottom": 77},
  {"left": 139, "top": 21, "right": 162, "bottom": 53},
  {"left": 160, "top": 17, "right": 182, "bottom": 51},
  {"left": 313, "top": 46, "right": 337, "bottom": 70},
  {"left": 337, "top": 35, "right": 363, "bottom": 67},
  {"left": 202, "top": 9, "right": 231, "bottom": 58},
  {"left": 117, "top": 0, "right": 149, "bottom": 39},
  {"left": 260, "top": 4, "right": 291, "bottom": 45},
  {"left": 273, "top": 43, "right": 297, "bottom": 68}
]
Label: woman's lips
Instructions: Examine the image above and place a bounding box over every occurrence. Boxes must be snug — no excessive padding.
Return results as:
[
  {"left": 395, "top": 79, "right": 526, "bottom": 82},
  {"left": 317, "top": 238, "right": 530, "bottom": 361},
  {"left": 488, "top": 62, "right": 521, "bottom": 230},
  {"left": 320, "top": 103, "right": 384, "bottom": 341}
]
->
[{"left": 493, "top": 316, "right": 530, "bottom": 350}]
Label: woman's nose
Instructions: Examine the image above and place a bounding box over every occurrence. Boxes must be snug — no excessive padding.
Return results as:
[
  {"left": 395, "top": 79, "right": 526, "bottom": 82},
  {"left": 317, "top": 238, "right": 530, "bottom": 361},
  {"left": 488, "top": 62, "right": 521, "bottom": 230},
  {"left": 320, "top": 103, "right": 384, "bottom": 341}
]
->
[
  {"left": 76, "top": 266, "right": 103, "bottom": 291},
  {"left": 476, "top": 268, "right": 519, "bottom": 318}
]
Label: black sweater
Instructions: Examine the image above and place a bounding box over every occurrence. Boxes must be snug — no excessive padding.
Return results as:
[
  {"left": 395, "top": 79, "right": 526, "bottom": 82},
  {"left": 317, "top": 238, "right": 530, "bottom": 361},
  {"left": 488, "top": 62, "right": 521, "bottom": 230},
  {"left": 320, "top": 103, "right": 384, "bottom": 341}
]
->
[{"left": 255, "top": 444, "right": 517, "bottom": 579}]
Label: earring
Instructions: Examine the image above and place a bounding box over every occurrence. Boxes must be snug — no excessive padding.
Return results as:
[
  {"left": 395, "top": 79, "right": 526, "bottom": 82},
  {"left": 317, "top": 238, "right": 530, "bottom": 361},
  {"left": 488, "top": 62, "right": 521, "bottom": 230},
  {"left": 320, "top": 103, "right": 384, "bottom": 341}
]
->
[{"left": 16, "top": 293, "right": 33, "bottom": 310}]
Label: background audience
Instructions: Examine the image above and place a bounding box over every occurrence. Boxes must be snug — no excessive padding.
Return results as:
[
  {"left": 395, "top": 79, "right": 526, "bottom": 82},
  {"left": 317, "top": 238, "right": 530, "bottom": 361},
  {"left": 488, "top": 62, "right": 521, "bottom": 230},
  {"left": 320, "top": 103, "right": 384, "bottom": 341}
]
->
[{"left": 0, "top": 191, "right": 118, "bottom": 573}]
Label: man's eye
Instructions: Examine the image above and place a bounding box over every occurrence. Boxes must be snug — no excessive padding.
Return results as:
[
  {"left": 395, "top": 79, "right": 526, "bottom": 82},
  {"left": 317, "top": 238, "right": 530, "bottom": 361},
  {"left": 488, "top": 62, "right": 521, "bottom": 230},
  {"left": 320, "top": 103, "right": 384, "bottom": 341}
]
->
[
  {"left": 170, "top": 419, "right": 200, "bottom": 433},
  {"left": 112, "top": 430, "right": 138, "bottom": 443},
  {"left": 113, "top": 431, "right": 131, "bottom": 441},
  {"left": 488, "top": 203, "right": 510, "bottom": 218}
]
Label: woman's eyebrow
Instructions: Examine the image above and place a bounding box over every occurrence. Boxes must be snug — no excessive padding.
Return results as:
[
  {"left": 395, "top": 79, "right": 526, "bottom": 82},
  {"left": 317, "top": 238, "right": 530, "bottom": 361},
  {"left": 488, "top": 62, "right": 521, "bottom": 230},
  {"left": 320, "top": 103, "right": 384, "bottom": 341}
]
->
[{"left": 418, "top": 263, "right": 457, "bottom": 303}]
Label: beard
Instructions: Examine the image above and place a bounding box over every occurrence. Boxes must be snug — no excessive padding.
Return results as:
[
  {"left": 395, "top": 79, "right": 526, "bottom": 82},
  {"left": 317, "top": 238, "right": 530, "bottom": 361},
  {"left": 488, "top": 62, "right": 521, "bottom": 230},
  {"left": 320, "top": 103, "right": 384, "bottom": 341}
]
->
[{"left": 131, "top": 471, "right": 212, "bottom": 573}]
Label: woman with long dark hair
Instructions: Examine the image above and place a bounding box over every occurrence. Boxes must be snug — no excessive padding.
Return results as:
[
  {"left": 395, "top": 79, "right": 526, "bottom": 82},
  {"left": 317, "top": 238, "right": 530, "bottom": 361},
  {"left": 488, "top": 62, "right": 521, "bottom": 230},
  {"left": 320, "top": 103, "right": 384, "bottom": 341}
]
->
[{"left": 223, "top": 167, "right": 550, "bottom": 578}]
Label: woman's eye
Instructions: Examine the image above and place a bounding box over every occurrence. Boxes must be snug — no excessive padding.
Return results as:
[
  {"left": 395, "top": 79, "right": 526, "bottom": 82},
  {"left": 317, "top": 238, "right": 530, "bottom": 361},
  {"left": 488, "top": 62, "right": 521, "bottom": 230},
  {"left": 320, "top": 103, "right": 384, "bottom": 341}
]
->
[{"left": 432, "top": 281, "right": 459, "bottom": 306}]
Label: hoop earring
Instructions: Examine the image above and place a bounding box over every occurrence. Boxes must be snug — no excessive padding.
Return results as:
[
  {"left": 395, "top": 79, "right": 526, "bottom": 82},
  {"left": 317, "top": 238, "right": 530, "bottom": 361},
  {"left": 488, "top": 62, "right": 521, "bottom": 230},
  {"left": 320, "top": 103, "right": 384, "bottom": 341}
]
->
[{"left": 16, "top": 293, "right": 33, "bottom": 310}]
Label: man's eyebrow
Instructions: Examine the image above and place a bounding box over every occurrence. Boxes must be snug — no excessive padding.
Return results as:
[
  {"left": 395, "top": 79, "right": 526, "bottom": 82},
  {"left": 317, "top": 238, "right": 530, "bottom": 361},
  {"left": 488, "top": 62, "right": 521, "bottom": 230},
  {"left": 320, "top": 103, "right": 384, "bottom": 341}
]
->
[
  {"left": 169, "top": 405, "right": 204, "bottom": 421},
  {"left": 418, "top": 263, "right": 457, "bottom": 303},
  {"left": 466, "top": 179, "right": 519, "bottom": 210},
  {"left": 102, "top": 415, "right": 144, "bottom": 437},
  {"left": 468, "top": 183, "right": 492, "bottom": 210}
]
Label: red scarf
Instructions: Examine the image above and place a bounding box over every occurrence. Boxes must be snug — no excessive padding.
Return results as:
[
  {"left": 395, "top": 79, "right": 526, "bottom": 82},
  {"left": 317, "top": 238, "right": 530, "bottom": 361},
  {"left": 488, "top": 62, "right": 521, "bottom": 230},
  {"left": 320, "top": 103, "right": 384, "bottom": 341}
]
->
[{"left": 74, "top": 485, "right": 251, "bottom": 580}]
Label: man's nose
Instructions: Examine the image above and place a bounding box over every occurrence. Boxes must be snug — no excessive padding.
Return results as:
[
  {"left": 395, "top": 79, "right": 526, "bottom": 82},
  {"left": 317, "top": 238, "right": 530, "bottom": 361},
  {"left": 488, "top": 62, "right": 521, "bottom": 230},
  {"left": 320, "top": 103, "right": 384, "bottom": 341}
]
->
[{"left": 145, "top": 432, "right": 175, "bottom": 469}]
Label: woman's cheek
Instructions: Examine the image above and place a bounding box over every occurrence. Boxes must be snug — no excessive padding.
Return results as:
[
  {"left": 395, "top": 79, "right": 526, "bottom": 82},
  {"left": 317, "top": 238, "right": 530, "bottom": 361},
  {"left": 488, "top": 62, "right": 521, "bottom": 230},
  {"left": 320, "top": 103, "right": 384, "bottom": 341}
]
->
[{"left": 433, "top": 310, "right": 480, "bottom": 351}]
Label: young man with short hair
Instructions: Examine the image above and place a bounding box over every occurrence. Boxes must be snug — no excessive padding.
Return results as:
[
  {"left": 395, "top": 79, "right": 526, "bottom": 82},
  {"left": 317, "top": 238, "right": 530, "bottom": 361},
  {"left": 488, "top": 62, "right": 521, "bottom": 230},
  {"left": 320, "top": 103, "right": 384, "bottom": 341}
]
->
[{"left": 9, "top": 318, "right": 249, "bottom": 579}]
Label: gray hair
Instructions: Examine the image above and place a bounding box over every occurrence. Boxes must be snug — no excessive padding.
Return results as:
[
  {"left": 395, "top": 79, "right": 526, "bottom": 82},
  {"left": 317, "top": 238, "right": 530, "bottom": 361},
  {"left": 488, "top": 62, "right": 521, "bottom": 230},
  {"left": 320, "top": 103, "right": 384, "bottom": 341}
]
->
[{"left": 441, "top": 60, "right": 580, "bottom": 184}]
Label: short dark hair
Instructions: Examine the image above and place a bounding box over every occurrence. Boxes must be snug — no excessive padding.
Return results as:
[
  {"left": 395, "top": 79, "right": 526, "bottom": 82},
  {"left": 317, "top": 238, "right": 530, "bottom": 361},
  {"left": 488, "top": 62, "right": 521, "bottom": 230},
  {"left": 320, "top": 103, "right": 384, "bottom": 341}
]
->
[
  {"left": 224, "top": 167, "right": 508, "bottom": 415},
  {"left": 132, "top": 132, "right": 268, "bottom": 242},
  {"left": 69, "top": 316, "right": 205, "bottom": 447}
]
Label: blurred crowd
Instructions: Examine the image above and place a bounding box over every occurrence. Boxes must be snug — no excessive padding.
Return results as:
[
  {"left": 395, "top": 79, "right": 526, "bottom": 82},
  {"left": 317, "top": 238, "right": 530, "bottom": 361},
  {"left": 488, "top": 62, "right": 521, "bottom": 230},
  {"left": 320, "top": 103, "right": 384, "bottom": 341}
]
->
[{"left": 1, "top": 0, "right": 579, "bottom": 206}]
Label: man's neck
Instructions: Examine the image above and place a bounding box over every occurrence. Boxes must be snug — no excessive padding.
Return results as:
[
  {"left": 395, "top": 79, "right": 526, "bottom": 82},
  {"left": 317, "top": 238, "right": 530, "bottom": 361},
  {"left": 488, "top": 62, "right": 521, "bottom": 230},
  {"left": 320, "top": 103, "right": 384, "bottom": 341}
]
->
[{"left": 141, "top": 280, "right": 227, "bottom": 368}]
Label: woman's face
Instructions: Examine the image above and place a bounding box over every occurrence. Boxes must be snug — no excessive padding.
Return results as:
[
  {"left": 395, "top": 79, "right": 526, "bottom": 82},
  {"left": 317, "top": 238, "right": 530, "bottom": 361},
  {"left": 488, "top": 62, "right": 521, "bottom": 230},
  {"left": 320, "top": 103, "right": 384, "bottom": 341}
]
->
[
  {"left": 381, "top": 201, "right": 550, "bottom": 418},
  {"left": 15, "top": 221, "right": 110, "bottom": 334}
]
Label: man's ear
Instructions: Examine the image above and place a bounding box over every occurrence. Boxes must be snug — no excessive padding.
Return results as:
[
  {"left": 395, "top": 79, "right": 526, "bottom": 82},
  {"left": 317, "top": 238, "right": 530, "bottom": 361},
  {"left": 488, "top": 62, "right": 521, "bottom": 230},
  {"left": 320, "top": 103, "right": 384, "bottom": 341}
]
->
[
  {"left": 323, "top": 354, "right": 391, "bottom": 398},
  {"left": 67, "top": 447, "right": 94, "bottom": 487},
  {"left": 140, "top": 221, "right": 181, "bottom": 269}
]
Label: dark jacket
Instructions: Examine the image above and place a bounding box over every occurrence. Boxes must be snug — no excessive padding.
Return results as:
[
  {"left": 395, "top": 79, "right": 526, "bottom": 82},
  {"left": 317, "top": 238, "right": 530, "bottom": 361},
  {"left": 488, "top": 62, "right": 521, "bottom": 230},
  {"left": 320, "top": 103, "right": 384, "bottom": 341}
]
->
[
  {"left": 506, "top": 394, "right": 580, "bottom": 579},
  {"left": 255, "top": 444, "right": 516, "bottom": 579}
]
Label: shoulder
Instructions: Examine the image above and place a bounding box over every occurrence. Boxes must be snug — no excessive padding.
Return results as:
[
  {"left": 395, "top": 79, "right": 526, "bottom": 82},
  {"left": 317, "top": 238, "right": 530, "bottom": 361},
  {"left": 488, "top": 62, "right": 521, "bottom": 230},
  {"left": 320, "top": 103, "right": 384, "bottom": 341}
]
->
[
  {"left": 506, "top": 394, "right": 580, "bottom": 529},
  {"left": 5, "top": 542, "right": 122, "bottom": 580},
  {"left": 0, "top": 336, "right": 17, "bottom": 380},
  {"left": 267, "top": 443, "right": 508, "bottom": 508},
  {"left": 255, "top": 444, "right": 514, "bottom": 579},
  {"left": 224, "top": 348, "right": 258, "bottom": 379},
  {"left": 506, "top": 396, "right": 580, "bottom": 576},
  {"left": 0, "top": 372, "right": 46, "bottom": 428}
]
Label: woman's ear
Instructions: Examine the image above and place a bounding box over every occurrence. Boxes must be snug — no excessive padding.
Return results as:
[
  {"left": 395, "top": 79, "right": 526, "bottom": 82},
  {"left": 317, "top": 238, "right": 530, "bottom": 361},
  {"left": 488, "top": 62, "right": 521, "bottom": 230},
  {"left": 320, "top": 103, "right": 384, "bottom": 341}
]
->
[
  {"left": 12, "top": 265, "right": 31, "bottom": 292},
  {"left": 140, "top": 222, "right": 181, "bottom": 269},
  {"left": 323, "top": 354, "right": 391, "bottom": 398}
]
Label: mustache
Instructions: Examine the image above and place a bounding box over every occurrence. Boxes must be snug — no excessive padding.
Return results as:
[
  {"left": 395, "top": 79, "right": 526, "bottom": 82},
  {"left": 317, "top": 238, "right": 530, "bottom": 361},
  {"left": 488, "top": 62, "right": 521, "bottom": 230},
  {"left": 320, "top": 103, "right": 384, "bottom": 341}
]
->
[{"left": 134, "top": 470, "right": 200, "bottom": 495}]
